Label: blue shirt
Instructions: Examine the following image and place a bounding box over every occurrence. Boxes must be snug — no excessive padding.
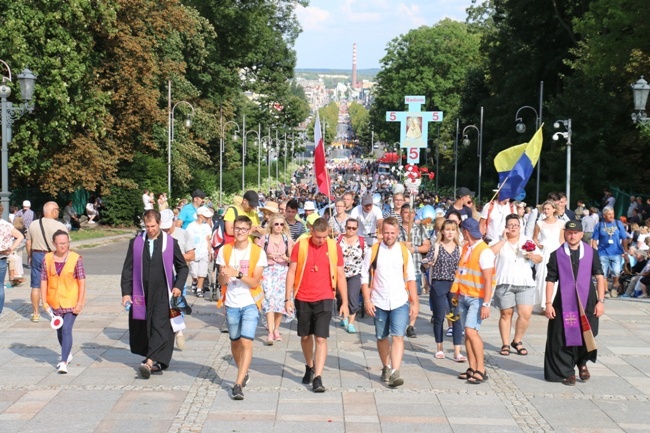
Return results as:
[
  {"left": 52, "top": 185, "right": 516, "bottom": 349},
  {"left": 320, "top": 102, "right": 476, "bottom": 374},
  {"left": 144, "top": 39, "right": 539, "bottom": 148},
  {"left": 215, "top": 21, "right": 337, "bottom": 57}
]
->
[
  {"left": 178, "top": 204, "right": 198, "bottom": 229},
  {"left": 593, "top": 219, "right": 628, "bottom": 256}
]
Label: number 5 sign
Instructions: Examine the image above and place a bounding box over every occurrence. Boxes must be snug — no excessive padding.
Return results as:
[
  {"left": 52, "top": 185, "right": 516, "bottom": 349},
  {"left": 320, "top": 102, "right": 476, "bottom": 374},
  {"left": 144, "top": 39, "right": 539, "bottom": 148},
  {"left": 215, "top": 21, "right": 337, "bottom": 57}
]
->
[{"left": 407, "top": 148, "right": 420, "bottom": 164}]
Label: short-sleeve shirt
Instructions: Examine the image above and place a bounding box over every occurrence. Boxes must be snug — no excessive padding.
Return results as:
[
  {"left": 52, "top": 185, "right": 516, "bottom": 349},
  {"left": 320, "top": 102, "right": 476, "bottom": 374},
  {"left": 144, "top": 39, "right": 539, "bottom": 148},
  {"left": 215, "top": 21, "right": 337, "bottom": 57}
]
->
[
  {"left": 169, "top": 227, "right": 195, "bottom": 255},
  {"left": 178, "top": 204, "right": 199, "bottom": 229},
  {"left": 185, "top": 221, "right": 211, "bottom": 260},
  {"left": 223, "top": 205, "right": 260, "bottom": 227},
  {"left": 446, "top": 205, "right": 473, "bottom": 221},
  {"left": 216, "top": 243, "right": 268, "bottom": 308},
  {"left": 290, "top": 239, "right": 344, "bottom": 302},
  {"left": 350, "top": 205, "right": 383, "bottom": 238},
  {"left": 593, "top": 220, "right": 628, "bottom": 256},
  {"left": 338, "top": 237, "right": 365, "bottom": 278}
]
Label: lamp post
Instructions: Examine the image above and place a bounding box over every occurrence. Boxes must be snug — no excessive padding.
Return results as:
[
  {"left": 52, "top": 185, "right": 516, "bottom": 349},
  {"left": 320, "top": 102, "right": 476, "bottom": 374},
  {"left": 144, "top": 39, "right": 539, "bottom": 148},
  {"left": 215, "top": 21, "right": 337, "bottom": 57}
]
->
[
  {"left": 454, "top": 118, "right": 459, "bottom": 194},
  {"left": 218, "top": 108, "right": 240, "bottom": 207},
  {"left": 392, "top": 141, "right": 401, "bottom": 166},
  {"left": 631, "top": 76, "right": 650, "bottom": 130},
  {"left": 0, "top": 61, "right": 37, "bottom": 220},
  {"left": 167, "top": 81, "right": 194, "bottom": 197},
  {"left": 462, "top": 106, "right": 484, "bottom": 204},
  {"left": 244, "top": 124, "right": 262, "bottom": 192},
  {"left": 553, "top": 119, "right": 573, "bottom": 207},
  {"left": 515, "top": 81, "right": 544, "bottom": 204}
]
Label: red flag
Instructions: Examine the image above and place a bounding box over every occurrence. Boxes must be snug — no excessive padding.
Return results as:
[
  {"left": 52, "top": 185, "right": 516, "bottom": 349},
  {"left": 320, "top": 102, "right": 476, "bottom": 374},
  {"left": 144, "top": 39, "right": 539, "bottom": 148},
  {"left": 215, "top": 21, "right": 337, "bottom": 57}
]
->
[{"left": 314, "top": 111, "right": 332, "bottom": 199}]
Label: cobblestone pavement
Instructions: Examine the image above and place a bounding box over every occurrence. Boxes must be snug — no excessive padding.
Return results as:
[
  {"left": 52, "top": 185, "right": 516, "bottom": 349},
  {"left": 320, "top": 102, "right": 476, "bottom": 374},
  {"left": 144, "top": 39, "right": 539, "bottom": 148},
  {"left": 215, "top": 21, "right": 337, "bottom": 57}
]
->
[{"left": 1, "top": 270, "right": 650, "bottom": 433}]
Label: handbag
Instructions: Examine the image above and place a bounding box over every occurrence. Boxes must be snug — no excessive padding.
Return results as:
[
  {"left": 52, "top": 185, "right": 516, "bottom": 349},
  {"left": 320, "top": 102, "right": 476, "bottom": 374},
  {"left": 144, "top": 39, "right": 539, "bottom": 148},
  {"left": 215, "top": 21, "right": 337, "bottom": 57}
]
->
[{"left": 171, "top": 295, "right": 192, "bottom": 315}]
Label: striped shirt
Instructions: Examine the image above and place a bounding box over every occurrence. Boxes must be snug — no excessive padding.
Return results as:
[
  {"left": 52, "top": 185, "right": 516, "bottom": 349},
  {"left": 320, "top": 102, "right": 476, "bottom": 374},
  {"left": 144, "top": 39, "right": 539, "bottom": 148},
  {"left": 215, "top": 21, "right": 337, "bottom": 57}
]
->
[{"left": 287, "top": 219, "right": 305, "bottom": 241}]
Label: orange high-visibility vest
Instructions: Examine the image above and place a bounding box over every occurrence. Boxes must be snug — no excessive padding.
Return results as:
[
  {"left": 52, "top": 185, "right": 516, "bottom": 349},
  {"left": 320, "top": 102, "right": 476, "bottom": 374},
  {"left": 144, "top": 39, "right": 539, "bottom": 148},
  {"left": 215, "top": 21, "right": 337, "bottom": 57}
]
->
[
  {"left": 44, "top": 251, "right": 81, "bottom": 309},
  {"left": 293, "top": 238, "right": 338, "bottom": 297},
  {"left": 217, "top": 243, "right": 264, "bottom": 310},
  {"left": 451, "top": 241, "right": 495, "bottom": 298}
]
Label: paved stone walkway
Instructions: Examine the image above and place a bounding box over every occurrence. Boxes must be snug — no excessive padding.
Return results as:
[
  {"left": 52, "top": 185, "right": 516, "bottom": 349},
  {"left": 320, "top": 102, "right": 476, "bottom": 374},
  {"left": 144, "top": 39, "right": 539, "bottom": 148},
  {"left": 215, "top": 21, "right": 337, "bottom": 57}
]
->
[{"left": 1, "top": 271, "right": 650, "bottom": 432}]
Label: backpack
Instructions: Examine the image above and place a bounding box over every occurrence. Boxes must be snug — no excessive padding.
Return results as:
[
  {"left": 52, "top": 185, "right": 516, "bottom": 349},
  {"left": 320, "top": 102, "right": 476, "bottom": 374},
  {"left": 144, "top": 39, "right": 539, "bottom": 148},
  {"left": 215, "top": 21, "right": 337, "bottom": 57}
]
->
[
  {"left": 222, "top": 206, "right": 239, "bottom": 245},
  {"left": 336, "top": 234, "right": 365, "bottom": 258},
  {"left": 210, "top": 213, "right": 228, "bottom": 253}
]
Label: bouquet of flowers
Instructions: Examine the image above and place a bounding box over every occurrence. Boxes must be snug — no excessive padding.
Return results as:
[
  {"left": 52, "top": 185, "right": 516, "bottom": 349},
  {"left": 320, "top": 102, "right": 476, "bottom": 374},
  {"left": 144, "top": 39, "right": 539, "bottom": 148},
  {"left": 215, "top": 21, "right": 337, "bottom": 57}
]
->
[{"left": 522, "top": 240, "right": 536, "bottom": 252}]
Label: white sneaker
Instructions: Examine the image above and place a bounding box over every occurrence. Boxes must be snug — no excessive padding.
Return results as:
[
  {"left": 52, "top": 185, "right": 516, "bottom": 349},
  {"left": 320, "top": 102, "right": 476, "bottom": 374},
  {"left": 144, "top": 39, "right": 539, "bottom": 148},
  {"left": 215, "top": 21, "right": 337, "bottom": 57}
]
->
[{"left": 57, "top": 362, "right": 68, "bottom": 374}]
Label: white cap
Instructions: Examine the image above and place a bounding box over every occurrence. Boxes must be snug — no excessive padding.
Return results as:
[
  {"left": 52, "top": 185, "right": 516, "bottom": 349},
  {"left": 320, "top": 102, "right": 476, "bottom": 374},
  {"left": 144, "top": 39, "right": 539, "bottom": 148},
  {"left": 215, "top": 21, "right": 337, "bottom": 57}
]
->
[
  {"left": 160, "top": 209, "right": 174, "bottom": 229},
  {"left": 23, "top": 200, "right": 31, "bottom": 208},
  {"left": 197, "top": 207, "right": 214, "bottom": 219},
  {"left": 304, "top": 201, "right": 316, "bottom": 211}
]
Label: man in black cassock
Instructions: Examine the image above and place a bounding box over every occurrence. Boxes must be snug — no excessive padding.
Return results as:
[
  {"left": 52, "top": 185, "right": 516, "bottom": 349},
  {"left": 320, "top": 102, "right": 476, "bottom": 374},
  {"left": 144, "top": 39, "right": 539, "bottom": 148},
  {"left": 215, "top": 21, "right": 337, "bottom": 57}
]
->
[
  {"left": 544, "top": 220, "right": 605, "bottom": 386},
  {"left": 121, "top": 210, "right": 188, "bottom": 378}
]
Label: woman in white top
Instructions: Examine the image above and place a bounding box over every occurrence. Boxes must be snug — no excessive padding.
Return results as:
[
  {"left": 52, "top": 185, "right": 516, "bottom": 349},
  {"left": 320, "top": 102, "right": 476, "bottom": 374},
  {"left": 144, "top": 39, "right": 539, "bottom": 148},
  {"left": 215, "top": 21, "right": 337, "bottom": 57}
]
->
[
  {"left": 533, "top": 201, "right": 565, "bottom": 311},
  {"left": 255, "top": 214, "right": 293, "bottom": 345},
  {"left": 328, "top": 199, "right": 348, "bottom": 237},
  {"left": 490, "top": 214, "right": 542, "bottom": 356}
]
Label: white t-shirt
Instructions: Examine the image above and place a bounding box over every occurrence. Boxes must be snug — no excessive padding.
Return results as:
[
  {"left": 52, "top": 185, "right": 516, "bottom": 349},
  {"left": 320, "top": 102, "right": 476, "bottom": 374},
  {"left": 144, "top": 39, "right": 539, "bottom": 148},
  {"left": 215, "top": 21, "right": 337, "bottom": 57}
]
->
[
  {"left": 360, "top": 242, "right": 415, "bottom": 311},
  {"left": 186, "top": 221, "right": 212, "bottom": 260},
  {"left": 494, "top": 235, "right": 538, "bottom": 286},
  {"left": 143, "top": 193, "right": 153, "bottom": 210},
  {"left": 350, "top": 205, "right": 383, "bottom": 239},
  {"left": 216, "top": 243, "right": 268, "bottom": 308},
  {"left": 481, "top": 201, "right": 514, "bottom": 243}
]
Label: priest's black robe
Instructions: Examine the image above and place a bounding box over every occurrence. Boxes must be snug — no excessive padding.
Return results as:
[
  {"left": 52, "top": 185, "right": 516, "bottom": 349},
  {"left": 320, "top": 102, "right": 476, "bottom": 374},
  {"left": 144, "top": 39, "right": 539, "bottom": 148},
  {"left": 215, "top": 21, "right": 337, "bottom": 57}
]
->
[
  {"left": 121, "top": 234, "right": 188, "bottom": 369},
  {"left": 544, "top": 245, "right": 603, "bottom": 382}
]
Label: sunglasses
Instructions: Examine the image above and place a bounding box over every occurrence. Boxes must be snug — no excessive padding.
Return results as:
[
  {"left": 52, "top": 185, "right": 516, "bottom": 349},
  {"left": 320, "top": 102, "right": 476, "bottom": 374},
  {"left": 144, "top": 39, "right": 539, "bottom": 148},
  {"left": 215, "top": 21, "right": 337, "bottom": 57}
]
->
[
  {"left": 346, "top": 226, "right": 358, "bottom": 230},
  {"left": 273, "top": 222, "right": 285, "bottom": 227}
]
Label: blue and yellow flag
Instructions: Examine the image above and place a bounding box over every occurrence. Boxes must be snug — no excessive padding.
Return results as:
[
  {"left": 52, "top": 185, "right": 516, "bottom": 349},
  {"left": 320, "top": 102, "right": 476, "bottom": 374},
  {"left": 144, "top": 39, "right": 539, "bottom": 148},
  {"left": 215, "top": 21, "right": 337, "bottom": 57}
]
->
[{"left": 494, "top": 124, "right": 543, "bottom": 201}]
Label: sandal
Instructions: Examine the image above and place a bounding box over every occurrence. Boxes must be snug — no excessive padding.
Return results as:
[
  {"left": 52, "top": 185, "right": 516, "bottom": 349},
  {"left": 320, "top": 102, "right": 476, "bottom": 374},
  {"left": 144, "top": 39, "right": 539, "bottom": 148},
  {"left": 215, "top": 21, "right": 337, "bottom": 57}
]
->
[
  {"left": 453, "top": 354, "right": 467, "bottom": 363},
  {"left": 139, "top": 363, "right": 152, "bottom": 379},
  {"left": 499, "top": 345, "right": 511, "bottom": 356},
  {"left": 458, "top": 368, "right": 474, "bottom": 380},
  {"left": 511, "top": 341, "right": 528, "bottom": 356},
  {"left": 467, "top": 370, "right": 486, "bottom": 384},
  {"left": 578, "top": 364, "right": 590, "bottom": 381},
  {"left": 151, "top": 362, "right": 163, "bottom": 374},
  {"left": 435, "top": 351, "right": 445, "bottom": 359}
]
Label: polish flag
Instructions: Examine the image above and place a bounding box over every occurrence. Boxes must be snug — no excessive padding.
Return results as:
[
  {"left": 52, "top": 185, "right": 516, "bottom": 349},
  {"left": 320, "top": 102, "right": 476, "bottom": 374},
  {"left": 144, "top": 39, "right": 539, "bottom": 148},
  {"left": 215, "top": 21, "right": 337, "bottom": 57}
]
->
[{"left": 314, "top": 111, "right": 332, "bottom": 199}]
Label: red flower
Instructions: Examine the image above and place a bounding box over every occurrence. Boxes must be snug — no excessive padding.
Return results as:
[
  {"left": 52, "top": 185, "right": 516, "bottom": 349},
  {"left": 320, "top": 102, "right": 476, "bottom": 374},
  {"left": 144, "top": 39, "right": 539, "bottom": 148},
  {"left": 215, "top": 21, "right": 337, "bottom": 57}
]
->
[{"left": 522, "top": 240, "right": 536, "bottom": 252}]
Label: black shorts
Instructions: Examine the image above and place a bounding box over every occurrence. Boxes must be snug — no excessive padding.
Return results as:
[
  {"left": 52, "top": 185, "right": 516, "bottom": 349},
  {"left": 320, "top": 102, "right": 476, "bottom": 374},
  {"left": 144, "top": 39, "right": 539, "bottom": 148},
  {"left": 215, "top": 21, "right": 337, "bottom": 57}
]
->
[{"left": 295, "top": 299, "right": 334, "bottom": 338}]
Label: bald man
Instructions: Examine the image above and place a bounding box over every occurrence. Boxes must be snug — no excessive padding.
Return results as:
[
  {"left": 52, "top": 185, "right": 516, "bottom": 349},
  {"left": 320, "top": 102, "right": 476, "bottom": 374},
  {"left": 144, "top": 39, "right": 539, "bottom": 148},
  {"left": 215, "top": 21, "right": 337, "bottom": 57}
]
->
[{"left": 26, "top": 201, "right": 68, "bottom": 322}]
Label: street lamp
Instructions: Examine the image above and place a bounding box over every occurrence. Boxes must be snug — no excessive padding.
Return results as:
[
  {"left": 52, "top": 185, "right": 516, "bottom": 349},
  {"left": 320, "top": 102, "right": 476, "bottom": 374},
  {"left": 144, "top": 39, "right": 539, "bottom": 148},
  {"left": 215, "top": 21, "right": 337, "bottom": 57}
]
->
[
  {"left": 167, "top": 81, "right": 194, "bottom": 197},
  {"left": 244, "top": 123, "right": 262, "bottom": 192},
  {"left": 0, "top": 60, "right": 37, "bottom": 220},
  {"left": 631, "top": 76, "right": 650, "bottom": 130},
  {"left": 392, "top": 141, "right": 401, "bottom": 166},
  {"left": 553, "top": 119, "right": 573, "bottom": 207},
  {"left": 218, "top": 108, "right": 240, "bottom": 207},
  {"left": 454, "top": 118, "right": 459, "bottom": 194},
  {"left": 462, "top": 106, "right": 484, "bottom": 203},
  {"left": 515, "top": 81, "right": 544, "bottom": 204}
]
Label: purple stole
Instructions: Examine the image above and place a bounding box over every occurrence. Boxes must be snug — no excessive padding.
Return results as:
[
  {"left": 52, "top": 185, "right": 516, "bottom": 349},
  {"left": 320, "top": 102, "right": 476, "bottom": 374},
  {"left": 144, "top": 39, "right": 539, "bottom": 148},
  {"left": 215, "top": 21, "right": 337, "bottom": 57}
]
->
[
  {"left": 556, "top": 241, "right": 592, "bottom": 346},
  {"left": 132, "top": 233, "right": 175, "bottom": 320}
]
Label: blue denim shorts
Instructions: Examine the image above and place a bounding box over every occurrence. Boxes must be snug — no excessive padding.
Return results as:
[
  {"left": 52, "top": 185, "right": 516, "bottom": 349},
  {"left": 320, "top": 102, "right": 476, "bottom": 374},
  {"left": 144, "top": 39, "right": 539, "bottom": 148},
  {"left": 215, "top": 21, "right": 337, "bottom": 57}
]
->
[
  {"left": 226, "top": 304, "right": 259, "bottom": 341},
  {"left": 30, "top": 251, "right": 46, "bottom": 289},
  {"left": 373, "top": 302, "right": 410, "bottom": 339},
  {"left": 600, "top": 255, "right": 623, "bottom": 278},
  {"left": 458, "top": 294, "right": 483, "bottom": 331}
]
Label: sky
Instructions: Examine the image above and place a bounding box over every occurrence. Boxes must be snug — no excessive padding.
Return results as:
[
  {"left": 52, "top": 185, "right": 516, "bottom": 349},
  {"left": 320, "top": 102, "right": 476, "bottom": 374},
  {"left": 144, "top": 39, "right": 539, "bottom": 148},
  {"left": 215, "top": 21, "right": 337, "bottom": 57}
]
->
[{"left": 294, "top": 0, "right": 471, "bottom": 70}]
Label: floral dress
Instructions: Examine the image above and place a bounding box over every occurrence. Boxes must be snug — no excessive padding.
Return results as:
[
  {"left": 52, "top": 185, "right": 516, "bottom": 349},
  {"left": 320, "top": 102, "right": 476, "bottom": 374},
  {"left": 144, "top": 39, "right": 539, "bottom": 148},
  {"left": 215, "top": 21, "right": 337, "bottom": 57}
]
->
[{"left": 258, "top": 235, "right": 294, "bottom": 320}]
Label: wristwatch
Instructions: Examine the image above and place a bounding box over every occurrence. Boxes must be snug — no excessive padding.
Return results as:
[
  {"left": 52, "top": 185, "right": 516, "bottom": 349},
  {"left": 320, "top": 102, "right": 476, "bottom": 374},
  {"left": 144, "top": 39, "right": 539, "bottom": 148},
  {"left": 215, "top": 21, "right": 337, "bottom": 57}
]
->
[
  {"left": 482, "top": 302, "right": 490, "bottom": 308},
  {"left": 597, "top": 298, "right": 605, "bottom": 303},
  {"left": 236, "top": 272, "right": 243, "bottom": 279}
]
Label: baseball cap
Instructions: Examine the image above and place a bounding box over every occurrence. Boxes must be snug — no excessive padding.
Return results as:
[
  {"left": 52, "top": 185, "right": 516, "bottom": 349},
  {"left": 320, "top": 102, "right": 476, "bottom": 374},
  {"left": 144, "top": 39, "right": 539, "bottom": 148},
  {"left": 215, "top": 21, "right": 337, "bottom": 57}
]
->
[
  {"left": 460, "top": 218, "right": 482, "bottom": 239},
  {"left": 306, "top": 213, "right": 319, "bottom": 226},
  {"left": 197, "top": 206, "right": 214, "bottom": 219},
  {"left": 160, "top": 209, "right": 175, "bottom": 229},
  {"left": 192, "top": 189, "right": 206, "bottom": 199},
  {"left": 304, "top": 201, "right": 316, "bottom": 211},
  {"left": 243, "top": 190, "right": 259, "bottom": 207},
  {"left": 564, "top": 220, "right": 583, "bottom": 232},
  {"left": 23, "top": 200, "right": 31, "bottom": 208},
  {"left": 456, "top": 187, "right": 474, "bottom": 198},
  {"left": 362, "top": 194, "right": 373, "bottom": 206}
]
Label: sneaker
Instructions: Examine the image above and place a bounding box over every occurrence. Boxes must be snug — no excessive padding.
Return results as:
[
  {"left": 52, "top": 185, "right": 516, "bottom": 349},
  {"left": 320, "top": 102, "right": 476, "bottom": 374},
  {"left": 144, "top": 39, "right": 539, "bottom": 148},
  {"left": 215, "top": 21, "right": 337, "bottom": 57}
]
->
[
  {"left": 30, "top": 314, "right": 40, "bottom": 323},
  {"left": 312, "top": 375, "right": 325, "bottom": 393},
  {"left": 175, "top": 332, "right": 185, "bottom": 351},
  {"left": 381, "top": 365, "right": 391, "bottom": 383},
  {"left": 242, "top": 373, "right": 250, "bottom": 388},
  {"left": 196, "top": 290, "right": 204, "bottom": 298},
  {"left": 621, "top": 293, "right": 631, "bottom": 298},
  {"left": 445, "top": 327, "right": 453, "bottom": 337},
  {"left": 266, "top": 333, "right": 275, "bottom": 346},
  {"left": 57, "top": 362, "right": 68, "bottom": 374},
  {"left": 610, "top": 289, "right": 618, "bottom": 298},
  {"left": 388, "top": 369, "right": 404, "bottom": 387},
  {"left": 302, "top": 365, "right": 314, "bottom": 384},
  {"left": 406, "top": 326, "right": 416, "bottom": 338},
  {"left": 346, "top": 324, "right": 357, "bottom": 334},
  {"left": 273, "top": 330, "right": 282, "bottom": 341},
  {"left": 232, "top": 384, "right": 244, "bottom": 400},
  {"left": 340, "top": 318, "right": 348, "bottom": 327},
  {"left": 191, "top": 284, "right": 198, "bottom": 295}
]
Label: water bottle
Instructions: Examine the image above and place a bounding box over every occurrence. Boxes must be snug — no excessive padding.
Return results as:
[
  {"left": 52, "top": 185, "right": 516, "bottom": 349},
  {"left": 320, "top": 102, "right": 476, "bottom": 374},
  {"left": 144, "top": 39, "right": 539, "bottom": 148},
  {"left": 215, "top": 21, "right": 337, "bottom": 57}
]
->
[{"left": 125, "top": 301, "right": 132, "bottom": 312}]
